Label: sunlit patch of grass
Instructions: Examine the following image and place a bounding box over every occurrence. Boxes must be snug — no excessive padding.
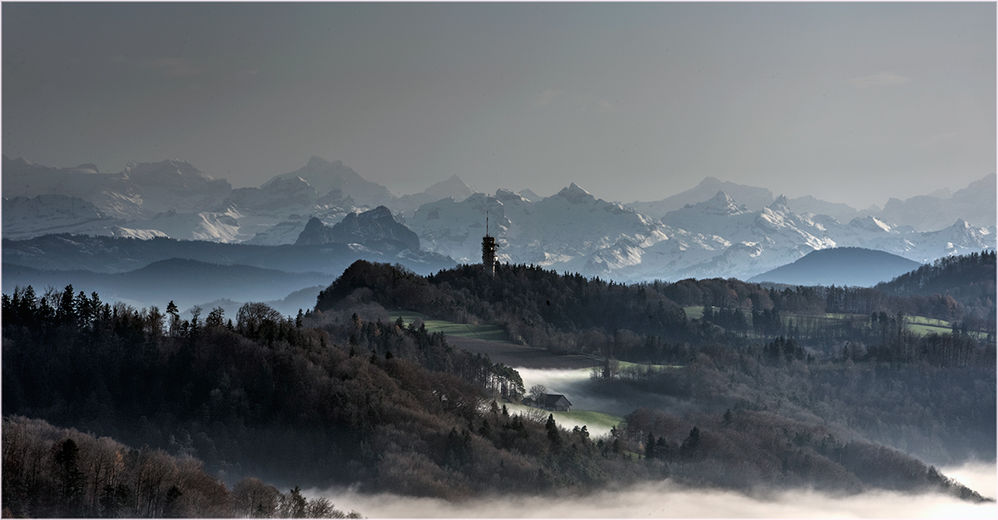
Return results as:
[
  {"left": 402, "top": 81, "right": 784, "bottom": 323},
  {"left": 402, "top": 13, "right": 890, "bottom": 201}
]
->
[
  {"left": 907, "top": 315, "right": 951, "bottom": 327},
  {"left": 775, "top": 311, "right": 989, "bottom": 339},
  {"left": 558, "top": 409, "right": 624, "bottom": 429},
  {"left": 389, "top": 310, "right": 508, "bottom": 341},
  {"left": 502, "top": 401, "right": 623, "bottom": 437},
  {"left": 906, "top": 322, "right": 952, "bottom": 336},
  {"left": 616, "top": 360, "right": 684, "bottom": 371},
  {"left": 683, "top": 306, "right": 704, "bottom": 320}
]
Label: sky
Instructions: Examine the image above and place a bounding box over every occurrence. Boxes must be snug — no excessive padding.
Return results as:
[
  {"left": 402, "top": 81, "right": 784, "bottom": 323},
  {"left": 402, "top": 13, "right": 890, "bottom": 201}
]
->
[{"left": 2, "top": 2, "right": 995, "bottom": 207}]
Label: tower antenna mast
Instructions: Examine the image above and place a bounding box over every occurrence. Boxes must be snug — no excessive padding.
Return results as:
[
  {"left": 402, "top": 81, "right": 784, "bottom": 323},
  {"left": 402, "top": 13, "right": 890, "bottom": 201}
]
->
[{"left": 481, "top": 208, "right": 497, "bottom": 276}]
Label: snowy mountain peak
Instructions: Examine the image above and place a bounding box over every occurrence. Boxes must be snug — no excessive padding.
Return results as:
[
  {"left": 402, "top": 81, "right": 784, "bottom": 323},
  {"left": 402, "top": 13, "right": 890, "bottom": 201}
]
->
[
  {"left": 495, "top": 188, "right": 526, "bottom": 203},
  {"left": 709, "top": 190, "right": 735, "bottom": 204},
  {"left": 849, "top": 215, "right": 893, "bottom": 233},
  {"left": 265, "top": 157, "right": 393, "bottom": 207},
  {"left": 71, "top": 163, "right": 100, "bottom": 174},
  {"left": 700, "top": 191, "right": 744, "bottom": 215},
  {"left": 124, "top": 159, "right": 231, "bottom": 196},
  {"left": 123, "top": 159, "right": 224, "bottom": 186},
  {"left": 518, "top": 189, "right": 542, "bottom": 202},
  {"left": 555, "top": 183, "right": 593, "bottom": 202},
  {"left": 769, "top": 195, "right": 790, "bottom": 211}
]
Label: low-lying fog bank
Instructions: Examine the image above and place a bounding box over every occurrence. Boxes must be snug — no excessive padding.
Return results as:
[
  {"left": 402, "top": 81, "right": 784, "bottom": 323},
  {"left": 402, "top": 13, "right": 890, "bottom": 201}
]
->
[
  {"left": 941, "top": 461, "right": 997, "bottom": 500},
  {"left": 312, "top": 463, "right": 996, "bottom": 518},
  {"left": 515, "top": 366, "right": 619, "bottom": 413}
]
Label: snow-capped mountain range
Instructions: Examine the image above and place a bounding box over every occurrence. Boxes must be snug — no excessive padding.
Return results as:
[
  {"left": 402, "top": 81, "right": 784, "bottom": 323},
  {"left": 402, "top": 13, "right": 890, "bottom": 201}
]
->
[{"left": 2, "top": 154, "right": 994, "bottom": 282}]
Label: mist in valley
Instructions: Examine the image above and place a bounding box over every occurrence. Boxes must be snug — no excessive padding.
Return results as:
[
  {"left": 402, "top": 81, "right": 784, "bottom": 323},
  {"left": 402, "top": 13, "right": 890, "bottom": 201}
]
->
[{"left": 315, "top": 461, "right": 996, "bottom": 518}]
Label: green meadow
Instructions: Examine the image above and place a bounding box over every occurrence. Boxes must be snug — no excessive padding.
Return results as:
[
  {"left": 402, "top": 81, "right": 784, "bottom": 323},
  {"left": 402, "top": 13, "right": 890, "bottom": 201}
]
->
[{"left": 389, "top": 310, "right": 509, "bottom": 341}]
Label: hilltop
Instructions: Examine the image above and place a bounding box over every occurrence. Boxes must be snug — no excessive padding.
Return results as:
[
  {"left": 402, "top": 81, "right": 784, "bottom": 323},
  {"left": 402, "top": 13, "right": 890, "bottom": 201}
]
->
[{"left": 748, "top": 247, "right": 922, "bottom": 287}]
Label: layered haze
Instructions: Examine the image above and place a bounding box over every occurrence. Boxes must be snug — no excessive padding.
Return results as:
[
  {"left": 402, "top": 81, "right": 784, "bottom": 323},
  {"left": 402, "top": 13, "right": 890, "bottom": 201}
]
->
[
  {"left": 3, "top": 3, "right": 994, "bottom": 207},
  {"left": 316, "top": 466, "right": 997, "bottom": 518}
]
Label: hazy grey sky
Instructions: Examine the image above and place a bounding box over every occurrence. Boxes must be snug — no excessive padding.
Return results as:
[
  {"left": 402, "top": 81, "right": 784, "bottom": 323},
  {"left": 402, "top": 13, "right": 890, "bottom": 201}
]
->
[{"left": 3, "top": 2, "right": 994, "bottom": 207}]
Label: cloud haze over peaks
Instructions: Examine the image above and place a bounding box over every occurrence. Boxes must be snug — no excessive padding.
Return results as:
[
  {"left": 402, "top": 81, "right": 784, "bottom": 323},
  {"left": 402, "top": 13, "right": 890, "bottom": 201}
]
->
[{"left": 2, "top": 2, "right": 994, "bottom": 208}]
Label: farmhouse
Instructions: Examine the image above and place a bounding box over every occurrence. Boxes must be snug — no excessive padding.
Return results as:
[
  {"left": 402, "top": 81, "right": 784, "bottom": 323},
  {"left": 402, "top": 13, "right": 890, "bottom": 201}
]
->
[{"left": 526, "top": 393, "right": 572, "bottom": 412}]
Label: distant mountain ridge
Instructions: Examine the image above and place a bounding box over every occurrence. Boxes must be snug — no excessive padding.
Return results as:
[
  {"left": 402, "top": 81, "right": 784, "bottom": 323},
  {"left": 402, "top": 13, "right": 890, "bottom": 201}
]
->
[
  {"left": 295, "top": 206, "right": 420, "bottom": 253},
  {"left": 2, "top": 233, "right": 455, "bottom": 277},
  {"left": 748, "top": 247, "right": 922, "bottom": 287},
  {"left": 1, "top": 259, "right": 332, "bottom": 310},
  {"left": 264, "top": 156, "right": 394, "bottom": 208},
  {"left": 627, "top": 176, "right": 776, "bottom": 218},
  {"left": 2, "top": 155, "right": 994, "bottom": 283},
  {"left": 407, "top": 182, "right": 667, "bottom": 270},
  {"left": 879, "top": 173, "right": 996, "bottom": 231}
]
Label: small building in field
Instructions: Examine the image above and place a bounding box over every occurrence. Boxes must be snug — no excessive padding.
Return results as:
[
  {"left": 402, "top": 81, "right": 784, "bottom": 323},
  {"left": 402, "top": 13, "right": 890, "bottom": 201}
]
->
[{"left": 526, "top": 393, "right": 572, "bottom": 412}]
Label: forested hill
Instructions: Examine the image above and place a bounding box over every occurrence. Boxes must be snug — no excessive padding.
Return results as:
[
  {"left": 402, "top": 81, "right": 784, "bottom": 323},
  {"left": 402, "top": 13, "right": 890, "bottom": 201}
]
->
[
  {"left": 316, "top": 257, "right": 996, "bottom": 356},
  {"left": 316, "top": 261, "right": 691, "bottom": 346},
  {"left": 876, "top": 250, "right": 995, "bottom": 307}
]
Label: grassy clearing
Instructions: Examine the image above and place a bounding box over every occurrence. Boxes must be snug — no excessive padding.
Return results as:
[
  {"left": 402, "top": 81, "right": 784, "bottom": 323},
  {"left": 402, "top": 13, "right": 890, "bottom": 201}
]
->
[
  {"left": 502, "top": 401, "right": 623, "bottom": 437},
  {"left": 907, "top": 315, "right": 951, "bottom": 327},
  {"left": 778, "top": 311, "right": 988, "bottom": 339},
  {"left": 616, "top": 360, "right": 684, "bottom": 371},
  {"left": 558, "top": 409, "right": 625, "bottom": 429},
  {"left": 906, "top": 322, "right": 952, "bottom": 336},
  {"left": 389, "top": 310, "right": 508, "bottom": 341},
  {"left": 683, "top": 306, "right": 704, "bottom": 320}
]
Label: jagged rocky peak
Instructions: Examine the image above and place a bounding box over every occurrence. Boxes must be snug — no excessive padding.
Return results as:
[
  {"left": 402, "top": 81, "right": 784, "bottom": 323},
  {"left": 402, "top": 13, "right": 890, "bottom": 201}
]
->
[
  {"left": 699, "top": 191, "right": 744, "bottom": 214},
  {"left": 265, "top": 175, "right": 315, "bottom": 193},
  {"left": 296, "top": 206, "right": 420, "bottom": 252},
  {"left": 849, "top": 215, "right": 893, "bottom": 233},
  {"left": 267, "top": 155, "right": 393, "bottom": 207},
  {"left": 126, "top": 159, "right": 204, "bottom": 177},
  {"left": 555, "top": 182, "right": 594, "bottom": 203},
  {"left": 494, "top": 188, "right": 526, "bottom": 203},
  {"left": 358, "top": 205, "right": 395, "bottom": 221},
  {"left": 334, "top": 206, "right": 420, "bottom": 251},
  {"left": 709, "top": 190, "right": 735, "bottom": 203},
  {"left": 768, "top": 194, "right": 791, "bottom": 211},
  {"left": 518, "top": 188, "right": 542, "bottom": 202},
  {"left": 301, "top": 216, "right": 326, "bottom": 234},
  {"left": 123, "top": 159, "right": 229, "bottom": 192}
]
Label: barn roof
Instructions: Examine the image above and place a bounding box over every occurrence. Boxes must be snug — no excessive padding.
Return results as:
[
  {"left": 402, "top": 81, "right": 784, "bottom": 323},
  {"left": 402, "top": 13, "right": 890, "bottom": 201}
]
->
[{"left": 538, "top": 393, "right": 572, "bottom": 407}]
